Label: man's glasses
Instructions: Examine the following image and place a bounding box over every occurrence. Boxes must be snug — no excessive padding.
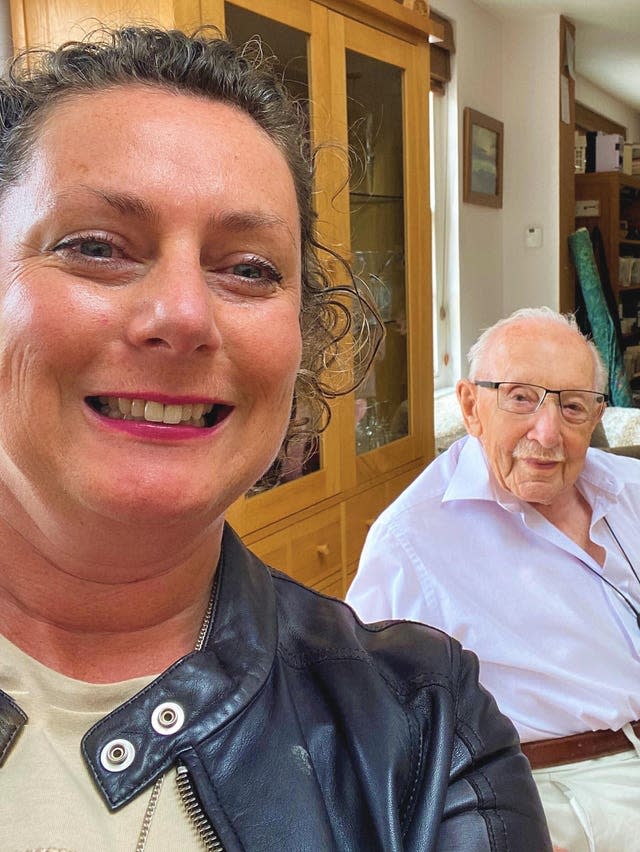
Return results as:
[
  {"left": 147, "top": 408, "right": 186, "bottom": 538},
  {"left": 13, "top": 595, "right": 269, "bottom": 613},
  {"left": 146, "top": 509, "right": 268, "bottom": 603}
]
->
[{"left": 474, "top": 381, "right": 608, "bottom": 424}]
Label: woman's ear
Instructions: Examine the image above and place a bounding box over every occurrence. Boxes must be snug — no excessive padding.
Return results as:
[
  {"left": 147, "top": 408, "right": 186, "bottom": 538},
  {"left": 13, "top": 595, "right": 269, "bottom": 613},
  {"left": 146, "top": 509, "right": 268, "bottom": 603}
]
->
[{"left": 456, "top": 379, "right": 482, "bottom": 437}]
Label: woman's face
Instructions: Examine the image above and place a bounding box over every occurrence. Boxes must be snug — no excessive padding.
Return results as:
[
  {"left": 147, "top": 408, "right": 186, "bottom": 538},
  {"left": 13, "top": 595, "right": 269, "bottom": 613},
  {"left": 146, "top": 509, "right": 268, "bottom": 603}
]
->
[{"left": 0, "top": 86, "right": 302, "bottom": 529}]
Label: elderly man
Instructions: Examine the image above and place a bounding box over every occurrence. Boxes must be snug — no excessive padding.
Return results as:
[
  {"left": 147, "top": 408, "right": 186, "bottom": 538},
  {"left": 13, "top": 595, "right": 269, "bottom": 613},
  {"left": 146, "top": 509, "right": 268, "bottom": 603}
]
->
[{"left": 347, "top": 306, "right": 640, "bottom": 852}]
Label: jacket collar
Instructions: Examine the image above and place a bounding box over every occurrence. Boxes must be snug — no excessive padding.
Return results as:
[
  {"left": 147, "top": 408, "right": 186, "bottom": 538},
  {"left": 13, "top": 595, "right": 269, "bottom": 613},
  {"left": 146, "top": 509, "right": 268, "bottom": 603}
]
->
[
  {"left": 81, "top": 523, "right": 277, "bottom": 809},
  {"left": 0, "top": 689, "right": 27, "bottom": 767}
]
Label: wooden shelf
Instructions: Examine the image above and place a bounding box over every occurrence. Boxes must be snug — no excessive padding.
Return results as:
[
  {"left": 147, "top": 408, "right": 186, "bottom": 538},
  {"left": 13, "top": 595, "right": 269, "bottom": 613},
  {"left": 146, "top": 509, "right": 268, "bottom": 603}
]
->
[
  {"left": 576, "top": 172, "right": 640, "bottom": 308},
  {"left": 584, "top": 171, "right": 640, "bottom": 192},
  {"left": 350, "top": 192, "right": 404, "bottom": 202}
]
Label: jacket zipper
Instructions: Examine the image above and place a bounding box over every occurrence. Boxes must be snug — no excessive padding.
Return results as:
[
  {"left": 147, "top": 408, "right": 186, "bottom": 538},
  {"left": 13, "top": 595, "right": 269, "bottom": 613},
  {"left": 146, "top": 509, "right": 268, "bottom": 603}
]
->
[{"left": 176, "top": 763, "right": 226, "bottom": 851}]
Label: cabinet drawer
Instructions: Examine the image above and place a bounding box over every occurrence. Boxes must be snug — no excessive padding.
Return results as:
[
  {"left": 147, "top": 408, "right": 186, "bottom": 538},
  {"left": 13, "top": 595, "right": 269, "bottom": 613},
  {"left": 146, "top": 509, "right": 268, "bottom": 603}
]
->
[
  {"left": 247, "top": 506, "right": 343, "bottom": 591},
  {"left": 287, "top": 506, "right": 343, "bottom": 589}
]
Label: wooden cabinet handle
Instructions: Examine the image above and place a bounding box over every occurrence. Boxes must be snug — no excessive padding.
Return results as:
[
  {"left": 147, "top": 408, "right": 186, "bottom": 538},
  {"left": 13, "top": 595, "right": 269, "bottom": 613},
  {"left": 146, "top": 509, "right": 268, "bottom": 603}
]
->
[{"left": 316, "top": 544, "right": 330, "bottom": 557}]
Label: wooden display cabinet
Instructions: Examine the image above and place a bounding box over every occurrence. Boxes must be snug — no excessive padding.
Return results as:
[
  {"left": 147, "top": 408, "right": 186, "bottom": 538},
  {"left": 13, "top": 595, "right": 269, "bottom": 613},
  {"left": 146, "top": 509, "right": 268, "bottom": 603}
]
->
[
  {"left": 11, "top": 0, "right": 436, "bottom": 597},
  {"left": 575, "top": 172, "right": 640, "bottom": 347}
]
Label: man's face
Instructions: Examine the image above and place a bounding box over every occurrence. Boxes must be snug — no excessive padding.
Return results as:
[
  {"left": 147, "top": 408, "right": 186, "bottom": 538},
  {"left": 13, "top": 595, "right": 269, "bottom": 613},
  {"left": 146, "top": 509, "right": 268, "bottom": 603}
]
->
[{"left": 457, "top": 320, "right": 603, "bottom": 508}]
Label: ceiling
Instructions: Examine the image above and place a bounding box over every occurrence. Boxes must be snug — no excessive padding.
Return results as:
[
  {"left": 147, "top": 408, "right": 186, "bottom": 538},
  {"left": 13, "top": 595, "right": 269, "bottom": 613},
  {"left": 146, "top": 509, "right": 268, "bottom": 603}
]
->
[{"left": 472, "top": 0, "right": 640, "bottom": 113}]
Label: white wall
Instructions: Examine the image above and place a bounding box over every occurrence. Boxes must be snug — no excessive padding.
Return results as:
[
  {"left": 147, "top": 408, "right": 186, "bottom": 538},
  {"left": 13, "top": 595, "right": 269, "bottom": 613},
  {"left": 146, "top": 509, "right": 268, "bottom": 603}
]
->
[
  {"left": 434, "top": 1, "right": 562, "bottom": 375},
  {"left": 575, "top": 74, "right": 640, "bottom": 142},
  {"left": 432, "top": 0, "right": 640, "bottom": 384},
  {"left": 433, "top": 0, "right": 504, "bottom": 374},
  {"left": 432, "top": 2, "right": 638, "bottom": 379},
  {"left": 501, "top": 15, "right": 560, "bottom": 317}
]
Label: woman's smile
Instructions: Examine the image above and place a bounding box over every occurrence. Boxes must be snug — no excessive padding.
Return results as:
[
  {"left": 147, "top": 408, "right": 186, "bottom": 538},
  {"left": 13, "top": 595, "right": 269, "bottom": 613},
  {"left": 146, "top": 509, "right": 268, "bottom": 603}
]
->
[{"left": 86, "top": 394, "right": 233, "bottom": 429}]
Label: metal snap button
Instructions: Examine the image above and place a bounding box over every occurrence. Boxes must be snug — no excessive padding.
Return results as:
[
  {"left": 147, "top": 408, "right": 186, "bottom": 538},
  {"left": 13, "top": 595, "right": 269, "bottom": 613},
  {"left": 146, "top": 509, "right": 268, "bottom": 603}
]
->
[
  {"left": 100, "top": 738, "right": 135, "bottom": 772},
  {"left": 151, "top": 701, "right": 185, "bottom": 735}
]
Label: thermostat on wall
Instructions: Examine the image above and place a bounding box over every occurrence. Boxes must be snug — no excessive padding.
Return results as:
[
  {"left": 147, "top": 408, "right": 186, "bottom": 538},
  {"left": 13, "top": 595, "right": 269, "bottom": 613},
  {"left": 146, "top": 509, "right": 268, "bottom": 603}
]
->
[
  {"left": 575, "top": 199, "right": 600, "bottom": 217},
  {"left": 525, "top": 225, "right": 543, "bottom": 248}
]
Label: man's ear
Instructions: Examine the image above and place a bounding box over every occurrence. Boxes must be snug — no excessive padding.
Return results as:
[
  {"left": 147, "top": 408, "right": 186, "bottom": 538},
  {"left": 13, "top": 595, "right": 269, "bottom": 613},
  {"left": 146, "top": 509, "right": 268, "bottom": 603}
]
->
[
  {"left": 588, "top": 400, "right": 606, "bottom": 442},
  {"left": 456, "top": 379, "right": 482, "bottom": 437}
]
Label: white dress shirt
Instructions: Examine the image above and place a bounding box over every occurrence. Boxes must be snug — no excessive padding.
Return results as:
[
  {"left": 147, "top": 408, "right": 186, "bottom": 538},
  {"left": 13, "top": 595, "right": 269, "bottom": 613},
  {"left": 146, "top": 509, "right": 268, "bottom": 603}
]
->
[{"left": 347, "top": 436, "right": 640, "bottom": 742}]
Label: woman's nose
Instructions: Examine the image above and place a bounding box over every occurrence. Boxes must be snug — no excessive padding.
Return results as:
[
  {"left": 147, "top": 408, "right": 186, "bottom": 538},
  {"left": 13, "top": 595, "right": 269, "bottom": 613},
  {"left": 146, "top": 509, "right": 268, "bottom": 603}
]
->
[{"left": 126, "top": 255, "right": 221, "bottom": 356}]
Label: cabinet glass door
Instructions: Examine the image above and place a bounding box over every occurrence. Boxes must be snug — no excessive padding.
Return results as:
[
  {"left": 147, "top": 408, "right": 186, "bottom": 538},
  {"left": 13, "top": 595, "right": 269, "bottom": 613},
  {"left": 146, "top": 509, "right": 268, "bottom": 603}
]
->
[
  {"left": 225, "top": 3, "right": 321, "bottom": 493},
  {"left": 347, "top": 52, "right": 407, "bottom": 455},
  {"left": 222, "top": 1, "right": 352, "bottom": 534},
  {"left": 342, "top": 15, "right": 431, "bottom": 480},
  {"left": 225, "top": 5, "right": 309, "bottom": 103}
]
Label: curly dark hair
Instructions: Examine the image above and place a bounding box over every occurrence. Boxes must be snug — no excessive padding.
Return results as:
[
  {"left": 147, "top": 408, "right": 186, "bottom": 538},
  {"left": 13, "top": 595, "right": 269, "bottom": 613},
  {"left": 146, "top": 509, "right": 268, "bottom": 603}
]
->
[{"left": 0, "top": 24, "right": 380, "bottom": 452}]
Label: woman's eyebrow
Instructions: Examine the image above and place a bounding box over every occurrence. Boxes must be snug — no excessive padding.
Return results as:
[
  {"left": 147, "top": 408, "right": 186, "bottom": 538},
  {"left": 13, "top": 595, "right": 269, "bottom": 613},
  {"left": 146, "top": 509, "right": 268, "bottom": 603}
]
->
[
  {"left": 53, "top": 188, "right": 297, "bottom": 244},
  {"left": 210, "top": 210, "right": 299, "bottom": 246},
  {"left": 54, "top": 187, "right": 160, "bottom": 224},
  {"left": 93, "top": 189, "right": 159, "bottom": 223}
]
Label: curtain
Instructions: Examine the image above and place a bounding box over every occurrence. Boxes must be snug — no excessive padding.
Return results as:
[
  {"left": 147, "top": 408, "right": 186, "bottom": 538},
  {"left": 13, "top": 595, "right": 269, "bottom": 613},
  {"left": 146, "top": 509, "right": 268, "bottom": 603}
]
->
[{"left": 569, "top": 227, "right": 633, "bottom": 407}]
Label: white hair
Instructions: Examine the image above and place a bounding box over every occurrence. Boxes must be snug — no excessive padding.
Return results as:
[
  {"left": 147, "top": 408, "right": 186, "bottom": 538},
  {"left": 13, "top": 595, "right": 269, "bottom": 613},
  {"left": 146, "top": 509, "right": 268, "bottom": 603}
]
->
[{"left": 467, "top": 306, "right": 608, "bottom": 393}]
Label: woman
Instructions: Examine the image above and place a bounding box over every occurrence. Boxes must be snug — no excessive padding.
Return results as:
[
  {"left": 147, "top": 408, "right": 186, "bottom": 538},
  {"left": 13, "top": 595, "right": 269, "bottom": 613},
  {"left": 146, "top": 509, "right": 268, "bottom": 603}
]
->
[{"left": 0, "top": 26, "right": 550, "bottom": 850}]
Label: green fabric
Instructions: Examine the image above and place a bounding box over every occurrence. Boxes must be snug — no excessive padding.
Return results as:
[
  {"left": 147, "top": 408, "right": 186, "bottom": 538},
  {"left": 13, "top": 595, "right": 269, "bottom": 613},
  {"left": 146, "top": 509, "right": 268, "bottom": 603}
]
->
[{"left": 569, "top": 227, "right": 633, "bottom": 407}]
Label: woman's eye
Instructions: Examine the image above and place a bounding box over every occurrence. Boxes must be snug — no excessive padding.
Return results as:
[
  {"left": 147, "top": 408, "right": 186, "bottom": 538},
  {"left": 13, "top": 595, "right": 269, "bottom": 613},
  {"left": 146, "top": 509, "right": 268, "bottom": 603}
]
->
[
  {"left": 50, "top": 233, "right": 137, "bottom": 283},
  {"left": 52, "top": 234, "right": 123, "bottom": 262},
  {"left": 230, "top": 259, "right": 282, "bottom": 283},
  {"left": 233, "top": 262, "right": 265, "bottom": 279},
  {"left": 77, "top": 239, "right": 114, "bottom": 258},
  {"left": 216, "top": 257, "right": 284, "bottom": 294}
]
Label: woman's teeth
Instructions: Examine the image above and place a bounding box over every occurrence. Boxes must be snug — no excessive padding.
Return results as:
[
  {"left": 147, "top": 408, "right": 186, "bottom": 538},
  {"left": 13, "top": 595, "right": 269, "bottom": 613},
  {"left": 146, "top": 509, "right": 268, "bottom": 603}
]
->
[{"left": 98, "top": 396, "right": 212, "bottom": 427}]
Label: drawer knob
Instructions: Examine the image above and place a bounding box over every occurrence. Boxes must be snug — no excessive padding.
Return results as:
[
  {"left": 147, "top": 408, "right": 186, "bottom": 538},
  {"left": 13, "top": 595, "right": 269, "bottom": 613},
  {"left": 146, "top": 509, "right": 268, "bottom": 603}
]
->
[{"left": 316, "top": 543, "right": 330, "bottom": 557}]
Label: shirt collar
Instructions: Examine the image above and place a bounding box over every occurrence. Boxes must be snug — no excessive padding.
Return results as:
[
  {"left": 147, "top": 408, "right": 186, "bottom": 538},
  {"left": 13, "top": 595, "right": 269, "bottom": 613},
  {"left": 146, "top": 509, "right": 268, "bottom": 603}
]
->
[
  {"left": 442, "top": 436, "right": 621, "bottom": 516},
  {"left": 576, "top": 448, "right": 625, "bottom": 520},
  {"left": 442, "top": 437, "right": 508, "bottom": 504}
]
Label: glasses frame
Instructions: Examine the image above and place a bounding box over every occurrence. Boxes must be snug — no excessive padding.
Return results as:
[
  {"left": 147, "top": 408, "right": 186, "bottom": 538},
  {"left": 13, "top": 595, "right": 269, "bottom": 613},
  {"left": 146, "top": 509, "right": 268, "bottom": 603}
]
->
[{"left": 474, "top": 381, "right": 609, "bottom": 424}]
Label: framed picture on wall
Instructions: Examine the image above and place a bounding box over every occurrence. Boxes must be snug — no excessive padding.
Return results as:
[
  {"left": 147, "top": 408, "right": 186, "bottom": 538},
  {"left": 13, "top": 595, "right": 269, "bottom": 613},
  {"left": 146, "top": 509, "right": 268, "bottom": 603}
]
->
[{"left": 463, "top": 108, "right": 504, "bottom": 208}]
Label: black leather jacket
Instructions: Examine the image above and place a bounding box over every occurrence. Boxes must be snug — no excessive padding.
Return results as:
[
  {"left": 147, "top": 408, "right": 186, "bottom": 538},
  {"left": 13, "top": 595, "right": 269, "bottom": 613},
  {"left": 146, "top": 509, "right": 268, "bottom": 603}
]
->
[{"left": 1, "top": 525, "right": 550, "bottom": 850}]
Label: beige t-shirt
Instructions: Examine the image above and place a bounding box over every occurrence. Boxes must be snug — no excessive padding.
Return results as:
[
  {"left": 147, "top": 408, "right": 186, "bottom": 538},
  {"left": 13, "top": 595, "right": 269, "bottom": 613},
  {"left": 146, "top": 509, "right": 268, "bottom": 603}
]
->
[{"left": 0, "top": 634, "right": 205, "bottom": 851}]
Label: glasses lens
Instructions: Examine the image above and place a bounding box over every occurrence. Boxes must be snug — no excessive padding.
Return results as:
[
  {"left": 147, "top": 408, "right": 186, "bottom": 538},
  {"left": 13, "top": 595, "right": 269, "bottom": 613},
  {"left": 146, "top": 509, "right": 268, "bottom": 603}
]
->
[
  {"left": 497, "top": 383, "right": 542, "bottom": 414},
  {"left": 559, "top": 391, "right": 603, "bottom": 424}
]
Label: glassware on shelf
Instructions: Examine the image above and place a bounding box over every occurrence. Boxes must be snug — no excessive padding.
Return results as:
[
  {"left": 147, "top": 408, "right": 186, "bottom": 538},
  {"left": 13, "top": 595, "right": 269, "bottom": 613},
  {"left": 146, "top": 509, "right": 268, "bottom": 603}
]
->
[
  {"left": 364, "top": 112, "right": 375, "bottom": 195},
  {"left": 347, "top": 49, "right": 408, "bottom": 457},
  {"left": 353, "top": 249, "right": 404, "bottom": 323},
  {"left": 355, "top": 399, "right": 392, "bottom": 454}
]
